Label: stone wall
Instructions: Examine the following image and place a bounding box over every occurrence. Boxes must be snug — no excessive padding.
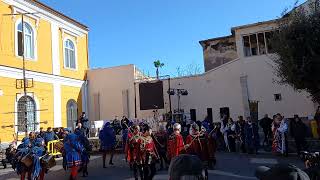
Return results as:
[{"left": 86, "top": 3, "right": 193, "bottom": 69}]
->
[{"left": 201, "top": 36, "right": 238, "bottom": 72}]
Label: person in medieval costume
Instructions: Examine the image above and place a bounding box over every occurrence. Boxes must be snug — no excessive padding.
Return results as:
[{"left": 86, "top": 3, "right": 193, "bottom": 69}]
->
[
  {"left": 152, "top": 124, "right": 168, "bottom": 170},
  {"left": 127, "top": 125, "right": 144, "bottom": 180},
  {"left": 75, "top": 129, "right": 91, "bottom": 177},
  {"left": 30, "top": 138, "right": 46, "bottom": 180},
  {"left": 244, "top": 117, "right": 260, "bottom": 154},
  {"left": 13, "top": 137, "right": 32, "bottom": 180},
  {"left": 99, "top": 121, "right": 116, "bottom": 168},
  {"left": 167, "top": 123, "right": 185, "bottom": 162},
  {"left": 204, "top": 122, "right": 217, "bottom": 169},
  {"left": 63, "top": 133, "right": 84, "bottom": 180},
  {"left": 220, "top": 115, "right": 230, "bottom": 152},
  {"left": 272, "top": 114, "right": 288, "bottom": 156},
  {"left": 236, "top": 116, "right": 247, "bottom": 153},
  {"left": 141, "top": 125, "right": 159, "bottom": 180},
  {"left": 185, "top": 124, "right": 209, "bottom": 179}
]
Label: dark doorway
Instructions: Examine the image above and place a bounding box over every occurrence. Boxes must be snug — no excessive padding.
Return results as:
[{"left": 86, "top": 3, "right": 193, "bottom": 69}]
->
[
  {"left": 207, "top": 108, "right": 213, "bottom": 122},
  {"left": 190, "top": 109, "right": 197, "bottom": 121},
  {"left": 219, "top": 107, "right": 230, "bottom": 119}
]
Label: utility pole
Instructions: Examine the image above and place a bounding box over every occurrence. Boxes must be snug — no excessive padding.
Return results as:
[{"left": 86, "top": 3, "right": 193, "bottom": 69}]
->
[{"left": 3, "top": 12, "right": 37, "bottom": 137}]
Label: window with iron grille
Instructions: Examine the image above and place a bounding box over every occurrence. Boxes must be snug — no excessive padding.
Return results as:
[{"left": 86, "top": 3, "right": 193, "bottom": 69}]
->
[{"left": 17, "top": 96, "right": 36, "bottom": 132}]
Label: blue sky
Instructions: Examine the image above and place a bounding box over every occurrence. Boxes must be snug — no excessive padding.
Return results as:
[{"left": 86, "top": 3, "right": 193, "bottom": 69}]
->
[{"left": 41, "top": 0, "right": 305, "bottom": 77}]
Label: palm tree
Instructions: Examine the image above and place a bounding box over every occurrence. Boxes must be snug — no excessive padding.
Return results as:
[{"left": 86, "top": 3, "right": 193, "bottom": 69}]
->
[{"left": 153, "top": 60, "right": 164, "bottom": 79}]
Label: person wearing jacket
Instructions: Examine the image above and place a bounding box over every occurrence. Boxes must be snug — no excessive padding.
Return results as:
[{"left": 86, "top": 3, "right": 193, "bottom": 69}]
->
[
  {"left": 99, "top": 121, "right": 116, "bottom": 168},
  {"left": 245, "top": 117, "right": 260, "bottom": 154},
  {"left": 43, "top": 127, "right": 58, "bottom": 145},
  {"left": 290, "top": 115, "right": 308, "bottom": 155}
]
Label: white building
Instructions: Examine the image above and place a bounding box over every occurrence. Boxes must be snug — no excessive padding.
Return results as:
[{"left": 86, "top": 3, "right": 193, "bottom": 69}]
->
[{"left": 87, "top": 1, "right": 317, "bottom": 122}]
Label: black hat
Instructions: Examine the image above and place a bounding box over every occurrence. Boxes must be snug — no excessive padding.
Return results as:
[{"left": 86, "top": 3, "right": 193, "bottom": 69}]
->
[
  {"left": 169, "top": 154, "right": 204, "bottom": 180},
  {"left": 142, "top": 124, "right": 150, "bottom": 133},
  {"left": 255, "top": 164, "right": 310, "bottom": 180}
]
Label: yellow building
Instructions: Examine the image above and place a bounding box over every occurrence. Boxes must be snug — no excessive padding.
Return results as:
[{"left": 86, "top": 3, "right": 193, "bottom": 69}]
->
[{"left": 0, "top": 0, "right": 89, "bottom": 143}]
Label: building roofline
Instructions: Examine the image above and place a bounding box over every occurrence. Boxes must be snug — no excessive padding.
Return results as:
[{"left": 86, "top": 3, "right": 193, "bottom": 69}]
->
[
  {"left": 199, "top": 35, "right": 234, "bottom": 44},
  {"left": 231, "top": 19, "right": 279, "bottom": 31},
  {"left": 88, "top": 64, "right": 135, "bottom": 71},
  {"left": 29, "top": 0, "right": 88, "bottom": 31}
]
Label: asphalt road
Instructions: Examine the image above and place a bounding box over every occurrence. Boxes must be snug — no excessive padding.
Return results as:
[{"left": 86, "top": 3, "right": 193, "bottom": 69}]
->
[{"left": 0, "top": 152, "right": 305, "bottom": 180}]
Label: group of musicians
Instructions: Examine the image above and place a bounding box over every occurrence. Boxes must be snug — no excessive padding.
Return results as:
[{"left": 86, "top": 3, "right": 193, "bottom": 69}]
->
[
  {"left": 12, "top": 127, "right": 91, "bottom": 180},
  {"left": 122, "top": 121, "right": 216, "bottom": 180}
]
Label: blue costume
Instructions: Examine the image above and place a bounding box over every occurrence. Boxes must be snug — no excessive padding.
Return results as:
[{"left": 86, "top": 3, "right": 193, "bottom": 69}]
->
[
  {"left": 43, "top": 131, "right": 57, "bottom": 144},
  {"left": 13, "top": 138, "right": 31, "bottom": 175},
  {"left": 30, "top": 138, "right": 46, "bottom": 180},
  {"left": 99, "top": 122, "right": 116, "bottom": 151},
  {"left": 75, "top": 130, "right": 91, "bottom": 165},
  {"left": 63, "top": 133, "right": 83, "bottom": 168}
]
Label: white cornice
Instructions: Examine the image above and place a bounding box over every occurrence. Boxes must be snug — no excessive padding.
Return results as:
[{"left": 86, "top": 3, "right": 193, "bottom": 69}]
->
[
  {"left": 2, "top": 0, "right": 88, "bottom": 37},
  {"left": 0, "top": 65, "right": 84, "bottom": 87}
]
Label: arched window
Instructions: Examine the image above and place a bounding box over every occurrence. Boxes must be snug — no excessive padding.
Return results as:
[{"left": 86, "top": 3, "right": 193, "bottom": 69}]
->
[
  {"left": 17, "top": 22, "right": 35, "bottom": 59},
  {"left": 17, "top": 96, "right": 36, "bottom": 132},
  {"left": 64, "top": 39, "right": 76, "bottom": 69},
  {"left": 67, "top": 99, "right": 78, "bottom": 130}
]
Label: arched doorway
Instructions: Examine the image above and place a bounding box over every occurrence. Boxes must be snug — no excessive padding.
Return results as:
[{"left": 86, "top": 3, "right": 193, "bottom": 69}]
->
[
  {"left": 67, "top": 99, "right": 78, "bottom": 130},
  {"left": 17, "top": 96, "right": 36, "bottom": 132}
]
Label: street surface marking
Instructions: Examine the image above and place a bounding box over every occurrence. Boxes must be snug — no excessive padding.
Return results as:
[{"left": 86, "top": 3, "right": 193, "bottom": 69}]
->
[
  {"left": 250, "top": 158, "right": 278, "bottom": 164},
  {"left": 208, "top": 170, "right": 256, "bottom": 179}
]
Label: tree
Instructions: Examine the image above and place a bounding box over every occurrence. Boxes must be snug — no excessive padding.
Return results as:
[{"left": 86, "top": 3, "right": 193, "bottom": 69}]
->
[
  {"left": 153, "top": 60, "right": 164, "bottom": 79},
  {"left": 175, "top": 63, "right": 202, "bottom": 77},
  {"left": 271, "top": 1, "right": 320, "bottom": 104}
]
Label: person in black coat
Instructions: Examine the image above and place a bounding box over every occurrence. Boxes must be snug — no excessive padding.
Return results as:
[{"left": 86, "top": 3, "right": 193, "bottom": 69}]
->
[
  {"left": 245, "top": 117, "right": 260, "bottom": 154},
  {"left": 290, "top": 115, "right": 308, "bottom": 154},
  {"left": 259, "top": 114, "right": 273, "bottom": 146}
]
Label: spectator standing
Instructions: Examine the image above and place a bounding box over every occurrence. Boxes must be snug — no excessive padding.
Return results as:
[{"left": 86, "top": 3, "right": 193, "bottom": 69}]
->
[
  {"left": 121, "top": 116, "right": 130, "bottom": 152},
  {"left": 75, "top": 123, "right": 86, "bottom": 137},
  {"left": 43, "top": 127, "right": 58, "bottom": 145},
  {"left": 314, "top": 106, "right": 320, "bottom": 138},
  {"left": 290, "top": 115, "right": 308, "bottom": 154},
  {"left": 245, "top": 117, "right": 260, "bottom": 154},
  {"left": 227, "top": 118, "right": 237, "bottom": 152},
  {"left": 79, "top": 112, "right": 89, "bottom": 137},
  {"left": 259, "top": 114, "right": 273, "bottom": 146},
  {"left": 39, "top": 127, "right": 45, "bottom": 138},
  {"left": 236, "top": 116, "right": 247, "bottom": 153},
  {"left": 220, "top": 115, "right": 230, "bottom": 152}
]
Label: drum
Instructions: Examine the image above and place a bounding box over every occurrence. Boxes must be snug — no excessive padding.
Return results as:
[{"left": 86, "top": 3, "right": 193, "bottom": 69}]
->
[
  {"left": 41, "top": 154, "right": 56, "bottom": 169},
  {"left": 54, "top": 141, "right": 64, "bottom": 152},
  {"left": 21, "top": 154, "right": 32, "bottom": 167}
]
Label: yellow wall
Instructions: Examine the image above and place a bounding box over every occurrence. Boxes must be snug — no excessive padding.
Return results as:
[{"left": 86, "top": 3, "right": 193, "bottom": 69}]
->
[
  {"left": 0, "top": 1, "right": 88, "bottom": 143},
  {"left": 0, "top": 1, "right": 88, "bottom": 80},
  {"left": 0, "top": 2, "right": 53, "bottom": 74},
  {"left": 61, "top": 85, "right": 82, "bottom": 128},
  {"left": 0, "top": 76, "right": 54, "bottom": 142}
]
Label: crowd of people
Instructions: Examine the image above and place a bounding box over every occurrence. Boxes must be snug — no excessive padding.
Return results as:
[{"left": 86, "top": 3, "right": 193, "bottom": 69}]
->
[
  {"left": 205, "top": 113, "right": 309, "bottom": 157},
  {"left": 99, "top": 117, "right": 216, "bottom": 180},
  {"left": 8, "top": 110, "right": 315, "bottom": 180}
]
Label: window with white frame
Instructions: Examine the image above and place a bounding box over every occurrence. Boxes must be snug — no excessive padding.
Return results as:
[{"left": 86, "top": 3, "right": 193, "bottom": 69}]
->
[
  {"left": 17, "top": 22, "right": 35, "bottom": 59},
  {"left": 242, "top": 30, "right": 278, "bottom": 57},
  {"left": 64, "top": 39, "right": 76, "bottom": 69}
]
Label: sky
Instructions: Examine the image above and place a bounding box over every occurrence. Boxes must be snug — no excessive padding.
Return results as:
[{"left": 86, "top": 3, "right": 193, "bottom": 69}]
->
[{"left": 41, "top": 0, "right": 305, "bottom": 77}]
